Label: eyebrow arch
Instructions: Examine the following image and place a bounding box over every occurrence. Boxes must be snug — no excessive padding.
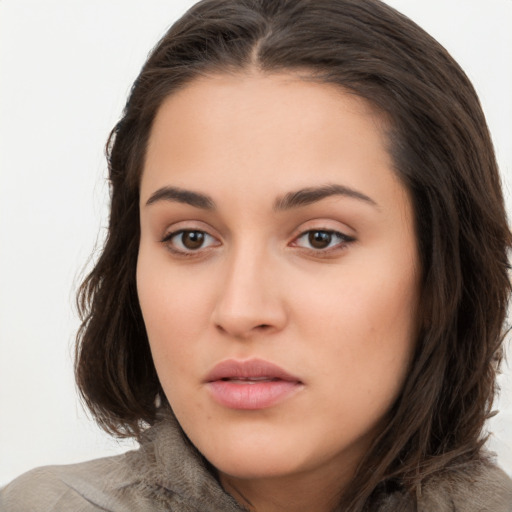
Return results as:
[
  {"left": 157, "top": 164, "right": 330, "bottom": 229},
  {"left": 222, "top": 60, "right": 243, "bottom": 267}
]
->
[
  {"left": 274, "top": 184, "right": 377, "bottom": 211},
  {"left": 145, "top": 186, "right": 215, "bottom": 210},
  {"left": 145, "top": 183, "right": 377, "bottom": 211}
]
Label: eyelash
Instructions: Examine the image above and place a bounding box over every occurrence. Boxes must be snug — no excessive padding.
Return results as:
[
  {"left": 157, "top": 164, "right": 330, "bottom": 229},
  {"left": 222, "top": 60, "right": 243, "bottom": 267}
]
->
[
  {"left": 161, "top": 230, "right": 220, "bottom": 257},
  {"left": 161, "top": 228, "right": 356, "bottom": 258},
  {"left": 291, "top": 229, "right": 356, "bottom": 255}
]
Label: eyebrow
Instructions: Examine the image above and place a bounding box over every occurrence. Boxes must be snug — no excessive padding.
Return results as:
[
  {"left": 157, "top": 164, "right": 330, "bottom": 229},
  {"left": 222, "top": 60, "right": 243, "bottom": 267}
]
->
[
  {"left": 273, "top": 184, "right": 377, "bottom": 211},
  {"left": 145, "top": 186, "right": 215, "bottom": 209},
  {"left": 145, "top": 183, "right": 377, "bottom": 210}
]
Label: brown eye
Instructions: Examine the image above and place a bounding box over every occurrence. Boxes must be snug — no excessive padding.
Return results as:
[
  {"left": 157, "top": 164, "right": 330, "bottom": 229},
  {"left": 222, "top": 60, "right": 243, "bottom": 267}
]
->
[
  {"left": 162, "top": 229, "right": 219, "bottom": 254},
  {"left": 308, "top": 231, "right": 332, "bottom": 249},
  {"left": 181, "top": 230, "right": 205, "bottom": 250},
  {"left": 292, "top": 229, "right": 355, "bottom": 253}
]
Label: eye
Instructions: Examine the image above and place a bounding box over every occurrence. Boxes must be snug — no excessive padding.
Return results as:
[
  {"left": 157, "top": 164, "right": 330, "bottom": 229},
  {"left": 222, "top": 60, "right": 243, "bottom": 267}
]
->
[
  {"left": 292, "top": 229, "right": 355, "bottom": 252},
  {"left": 162, "top": 229, "right": 219, "bottom": 254}
]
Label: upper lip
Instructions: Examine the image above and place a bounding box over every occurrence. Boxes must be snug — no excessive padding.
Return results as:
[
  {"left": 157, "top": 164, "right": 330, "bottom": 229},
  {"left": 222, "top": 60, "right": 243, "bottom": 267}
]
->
[{"left": 205, "top": 358, "right": 302, "bottom": 383}]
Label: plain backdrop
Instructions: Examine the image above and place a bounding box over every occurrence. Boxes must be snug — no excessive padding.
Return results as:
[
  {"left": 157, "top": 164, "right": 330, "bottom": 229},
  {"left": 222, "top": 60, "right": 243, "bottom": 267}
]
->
[{"left": 1, "top": 0, "right": 511, "bottom": 486}]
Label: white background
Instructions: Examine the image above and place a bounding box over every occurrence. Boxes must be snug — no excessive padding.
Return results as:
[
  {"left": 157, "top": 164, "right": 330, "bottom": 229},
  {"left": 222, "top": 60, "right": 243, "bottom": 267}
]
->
[{"left": 1, "top": 0, "right": 511, "bottom": 486}]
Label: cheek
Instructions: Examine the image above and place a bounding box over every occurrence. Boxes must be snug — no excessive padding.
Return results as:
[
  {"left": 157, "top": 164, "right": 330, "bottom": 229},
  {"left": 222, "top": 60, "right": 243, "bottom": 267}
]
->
[
  {"left": 293, "top": 261, "right": 418, "bottom": 344},
  {"left": 136, "top": 249, "right": 215, "bottom": 381},
  {"left": 290, "top": 250, "right": 418, "bottom": 397}
]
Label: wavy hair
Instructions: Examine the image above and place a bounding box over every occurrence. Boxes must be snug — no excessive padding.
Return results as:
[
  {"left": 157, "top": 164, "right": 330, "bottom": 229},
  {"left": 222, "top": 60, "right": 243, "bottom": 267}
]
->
[{"left": 75, "top": 0, "right": 511, "bottom": 509}]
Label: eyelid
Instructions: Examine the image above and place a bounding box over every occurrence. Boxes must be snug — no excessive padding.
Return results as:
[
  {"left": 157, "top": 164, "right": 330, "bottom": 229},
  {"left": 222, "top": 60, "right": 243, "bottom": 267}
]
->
[
  {"left": 160, "top": 222, "right": 222, "bottom": 256},
  {"left": 292, "top": 229, "right": 354, "bottom": 246},
  {"left": 289, "top": 218, "right": 355, "bottom": 240},
  {"left": 159, "top": 219, "right": 220, "bottom": 241},
  {"left": 161, "top": 230, "right": 221, "bottom": 258},
  {"left": 288, "top": 221, "right": 356, "bottom": 256}
]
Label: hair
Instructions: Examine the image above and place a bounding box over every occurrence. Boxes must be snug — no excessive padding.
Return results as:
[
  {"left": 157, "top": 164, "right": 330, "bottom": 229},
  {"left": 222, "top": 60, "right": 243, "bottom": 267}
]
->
[{"left": 75, "top": 0, "right": 511, "bottom": 509}]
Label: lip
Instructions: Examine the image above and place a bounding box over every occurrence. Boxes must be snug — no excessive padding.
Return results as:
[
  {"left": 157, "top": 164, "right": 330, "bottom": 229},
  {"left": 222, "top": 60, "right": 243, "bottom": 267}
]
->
[{"left": 204, "top": 358, "right": 304, "bottom": 410}]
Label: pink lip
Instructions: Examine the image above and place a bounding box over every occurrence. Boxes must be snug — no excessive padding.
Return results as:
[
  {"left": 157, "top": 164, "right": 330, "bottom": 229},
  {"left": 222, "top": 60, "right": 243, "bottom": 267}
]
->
[{"left": 205, "top": 359, "right": 303, "bottom": 410}]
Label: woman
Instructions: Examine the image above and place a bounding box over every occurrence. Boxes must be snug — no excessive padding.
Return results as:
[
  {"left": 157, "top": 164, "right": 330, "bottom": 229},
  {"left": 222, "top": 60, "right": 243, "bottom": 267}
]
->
[{"left": 2, "top": 0, "right": 511, "bottom": 510}]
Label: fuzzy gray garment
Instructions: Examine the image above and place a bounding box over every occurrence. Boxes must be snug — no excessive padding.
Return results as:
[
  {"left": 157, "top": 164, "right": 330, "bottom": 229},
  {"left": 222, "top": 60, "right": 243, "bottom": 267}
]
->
[{"left": 1, "top": 412, "right": 512, "bottom": 512}]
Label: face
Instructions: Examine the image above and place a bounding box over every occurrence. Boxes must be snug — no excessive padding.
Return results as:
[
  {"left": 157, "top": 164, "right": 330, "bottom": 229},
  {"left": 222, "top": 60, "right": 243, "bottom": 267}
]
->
[{"left": 137, "top": 72, "right": 419, "bottom": 490}]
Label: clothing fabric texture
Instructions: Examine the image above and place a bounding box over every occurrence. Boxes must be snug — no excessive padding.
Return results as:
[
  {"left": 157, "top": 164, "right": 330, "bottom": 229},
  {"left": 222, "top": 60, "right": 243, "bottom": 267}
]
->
[{"left": 2, "top": 411, "right": 512, "bottom": 512}]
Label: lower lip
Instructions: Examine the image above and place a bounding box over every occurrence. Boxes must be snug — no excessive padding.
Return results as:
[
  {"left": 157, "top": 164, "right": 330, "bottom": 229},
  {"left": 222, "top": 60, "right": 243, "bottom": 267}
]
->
[{"left": 206, "top": 380, "right": 302, "bottom": 410}]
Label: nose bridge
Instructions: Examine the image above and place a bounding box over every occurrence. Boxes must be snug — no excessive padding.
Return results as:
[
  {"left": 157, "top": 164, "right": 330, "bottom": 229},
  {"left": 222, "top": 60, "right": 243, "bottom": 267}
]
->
[{"left": 212, "top": 237, "right": 285, "bottom": 337}]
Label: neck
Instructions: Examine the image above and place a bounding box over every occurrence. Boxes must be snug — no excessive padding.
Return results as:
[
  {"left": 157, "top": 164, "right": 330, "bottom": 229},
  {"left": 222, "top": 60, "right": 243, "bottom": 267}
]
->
[{"left": 219, "top": 462, "right": 355, "bottom": 512}]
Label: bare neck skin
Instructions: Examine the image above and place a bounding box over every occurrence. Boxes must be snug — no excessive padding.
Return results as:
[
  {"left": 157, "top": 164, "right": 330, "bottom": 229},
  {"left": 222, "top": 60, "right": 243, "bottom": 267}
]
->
[
  {"left": 217, "top": 416, "right": 373, "bottom": 511},
  {"left": 220, "top": 467, "right": 347, "bottom": 512}
]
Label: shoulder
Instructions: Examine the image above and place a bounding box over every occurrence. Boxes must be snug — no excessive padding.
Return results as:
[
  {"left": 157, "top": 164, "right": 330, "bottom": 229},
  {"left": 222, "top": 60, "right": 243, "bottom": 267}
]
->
[
  {"left": 0, "top": 412, "right": 244, "bottom": 512},
  {"left": 0, "top": 451, "right": 159, "bottom": 512},
  {"left": 418, "top": 458, "right": 512, "bottom": 512},
  {"left": 373, "top": 458, "right": 512, "bottom": 512}
]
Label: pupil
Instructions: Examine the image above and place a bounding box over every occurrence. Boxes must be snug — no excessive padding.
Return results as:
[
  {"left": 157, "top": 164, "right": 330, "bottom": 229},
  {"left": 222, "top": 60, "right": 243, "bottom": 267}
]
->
[
  {"left": 309, "top": 231, "right": 331, "bottom": 249},
  {"left": 183, "top": 231, "right": 204, "bottom": 249}
]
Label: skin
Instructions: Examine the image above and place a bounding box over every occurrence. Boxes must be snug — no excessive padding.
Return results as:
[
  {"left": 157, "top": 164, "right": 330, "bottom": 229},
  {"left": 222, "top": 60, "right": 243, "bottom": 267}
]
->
[{"left": 137, "top": 71, "right": 420, "bottom": 512}]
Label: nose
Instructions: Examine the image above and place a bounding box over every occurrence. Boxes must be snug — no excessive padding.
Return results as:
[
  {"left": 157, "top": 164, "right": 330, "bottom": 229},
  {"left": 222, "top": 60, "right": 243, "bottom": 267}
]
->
[{"left": 211, "top": 245, "right": 288, "bottom": 339}]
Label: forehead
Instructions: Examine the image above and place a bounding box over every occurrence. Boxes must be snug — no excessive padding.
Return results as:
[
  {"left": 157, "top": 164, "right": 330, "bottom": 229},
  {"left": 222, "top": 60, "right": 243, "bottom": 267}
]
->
[
  {"left": 141, "top": 72, "right": 404, "bottom": 213},
  {"left": 148, "top": 71, "right": 387, "bottom": 147}
]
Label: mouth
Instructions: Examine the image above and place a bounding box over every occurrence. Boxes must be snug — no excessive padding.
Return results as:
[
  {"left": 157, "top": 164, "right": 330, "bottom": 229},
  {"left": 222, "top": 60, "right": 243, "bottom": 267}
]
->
[
  {"left": 204, "top": 358, "right": 303, "bottom": 410},
  {"left": 218, "top": 377, "right": 284, "bottom": 383}
]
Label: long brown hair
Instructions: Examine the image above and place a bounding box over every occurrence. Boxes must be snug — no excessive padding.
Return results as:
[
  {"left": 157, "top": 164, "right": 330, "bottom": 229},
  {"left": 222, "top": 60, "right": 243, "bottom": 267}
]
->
[{"left": 75, "top": 0, "right": 511, "bottom": 508}]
